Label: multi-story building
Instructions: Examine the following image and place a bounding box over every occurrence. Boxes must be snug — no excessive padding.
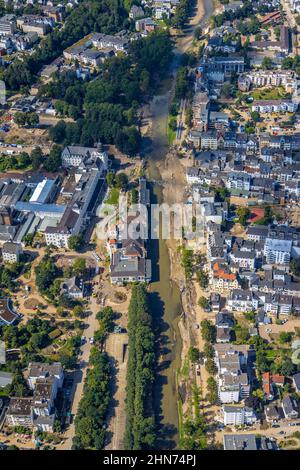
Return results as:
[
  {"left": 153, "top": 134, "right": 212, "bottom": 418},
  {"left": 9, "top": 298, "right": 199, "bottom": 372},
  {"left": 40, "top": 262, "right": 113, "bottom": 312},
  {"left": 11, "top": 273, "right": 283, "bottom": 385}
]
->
[
  {"left": 252, "top": 100, "right": 297, "bottom": 114},
  {"left": 0, "top": 15, "right": 17, "bottom": 36},
  {"left": 226, "top": 172, "right": 251, "bottom": 192},
  {"left": 210, "top": 261, "right": 239, "bottom": 292},
  {"left": 247, "top": 225, "right": 269, "bottom": 242},
  {"left": 223, "top": 405, "right": 257, "bottom": 426},
  {"left": 61, "top": 145, "right": 108, "bottom": 169},
  {"left": 6, "top": 362, "right": 64, "bottom": 433},
  {"left": 214, "top": 344, "right": 251, "bottom": 403},
  {"left": 28, "top": 362, "right": 64, "bottom": 391},
  {"left": 264, "top": 238, "right": 292, "bottom": 265},
  {"left": 45, "top": 160, "right": 106, "bottom": 248},
  {"left": 227, "top": 289, "right": 259, "bottom": 312},
  {"left": 230, "top": 250, "right": 256, "bottom": 270},
  {"left": 110, "top": 238, "right": 152, "bottom": 285},
  {"left": 2, "top": 242, "right": 22, "bottom": 263},
  {"left": 238, "top": 70, "right": 296, "bottom": 90},
  {"left": 204, "top": 56, "right": 245, "bottom": 74},
  {"left": 6, "top": 398, "right": 33, "bottom": 428},
  {"left": 200, "top": 132, "right": 218, "bottom": 150}
]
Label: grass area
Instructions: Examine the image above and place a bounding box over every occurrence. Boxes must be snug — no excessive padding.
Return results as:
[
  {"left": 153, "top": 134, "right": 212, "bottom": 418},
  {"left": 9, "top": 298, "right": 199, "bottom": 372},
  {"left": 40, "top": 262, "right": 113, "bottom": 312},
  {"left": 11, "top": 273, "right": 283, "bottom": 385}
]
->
[
  {"left": 179, "top": 358, "right": 190, "bottom": 378},
  {"left": 178, "top": 398, "right": 184, "bottom": 441},
  {"left": 250, "top": 86, "right": 290, "bottom": 101},
  {"left": 167, "top": 117, "right": 176, "bottom": 145},
  {"left": 106, "top": 188, "right": 120, "bottom": 205}
]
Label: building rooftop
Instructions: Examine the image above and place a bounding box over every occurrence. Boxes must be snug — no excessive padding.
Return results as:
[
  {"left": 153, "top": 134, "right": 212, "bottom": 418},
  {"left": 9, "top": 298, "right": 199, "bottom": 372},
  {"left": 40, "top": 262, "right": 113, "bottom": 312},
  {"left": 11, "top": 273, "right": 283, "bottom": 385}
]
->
[
  {"left": 0, "top": 298, "right": 18, "bottom": 325},
  {"left": 223, "top": 434, "right": 257, "bottom": 450},
  {"left": 0, "top": 371, "right": 13, "bottom": 387},
  {"left": 7, "top": 397, "right": 32, "bottom": 416}
]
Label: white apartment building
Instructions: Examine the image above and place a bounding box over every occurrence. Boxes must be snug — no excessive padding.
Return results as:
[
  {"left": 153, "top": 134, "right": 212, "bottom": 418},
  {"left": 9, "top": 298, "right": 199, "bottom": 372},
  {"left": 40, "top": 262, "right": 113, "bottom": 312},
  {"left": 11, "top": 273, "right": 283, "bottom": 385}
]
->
[
  {"left": 241, "top": 70, "right": 296, "bottom": 89},
  {"left": 215, "top": 344, "right": 251, "bottom": 404},
  {"left": 223, "top": 405, "right": 257, "bottom": 426},
  {"left": 264, "top": 238, "right": 292, "bottom": 265},
  {"left": 252, "top": 100, "right": 298, "bottom": 114}
]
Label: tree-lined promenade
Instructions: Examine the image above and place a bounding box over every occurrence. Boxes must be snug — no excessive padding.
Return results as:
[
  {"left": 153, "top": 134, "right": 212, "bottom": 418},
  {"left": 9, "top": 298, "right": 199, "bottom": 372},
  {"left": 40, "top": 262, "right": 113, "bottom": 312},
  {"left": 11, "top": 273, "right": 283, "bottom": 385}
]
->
[{"left": 124, "top": 285, "right": 156, "bottom": 450}]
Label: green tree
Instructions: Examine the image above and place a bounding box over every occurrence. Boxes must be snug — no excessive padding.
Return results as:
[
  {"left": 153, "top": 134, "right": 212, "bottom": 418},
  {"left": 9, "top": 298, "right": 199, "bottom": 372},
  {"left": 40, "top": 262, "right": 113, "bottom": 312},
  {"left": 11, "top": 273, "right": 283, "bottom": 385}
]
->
[
  {"left": 279, "top": 332, "right": 293, "bottom": 344},
  {"left": 198, "top": 296, "right": 209, "bottom": 309},
  {"left": 236, "top": 207, "right": 250, "bottom": 226},
  {"left": 203, "top": 342, "right": 214, "bottom": 359},
  {"left": 114, "top": 172, "right": 128, "bottom": 190},
  {"left": 68, "top": 235, "right": 83, "bottom": 251},
  {"left": 207, "top": 377, "right": 218, "bottom": 404},
  {"left": 200, "top": 320, "right": 216, "bottom": 343},
  {"left": 31, "top": 147, "right": 43, "bottom": 170},
  {"left": 196, "top": 269, "right": 209, "bottom": 289},
  {"left": 205, "top": 358, "right": 217, "bottom": 375},
  {"left": 106, "top": 172, "right": 115, "bottom": 187},
  {"left": 72, "top": 258, "right": 86, "bottom": 277},
  {"left": 44, "top": 145, "right": 61, "bottom": 172},
  {"left": 262, "top": 57, "right": 273, "bottom": 70},
  {"left": 188, "top": 347, "right": 200, "bottom": 363}
]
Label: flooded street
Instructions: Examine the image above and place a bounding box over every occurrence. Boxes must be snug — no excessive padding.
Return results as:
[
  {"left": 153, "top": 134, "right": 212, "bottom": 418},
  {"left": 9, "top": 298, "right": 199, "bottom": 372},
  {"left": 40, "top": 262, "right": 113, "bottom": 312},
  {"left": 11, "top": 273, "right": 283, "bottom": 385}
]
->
[{"left": 144, "top": 0, "right": 214, "bottom": 448}]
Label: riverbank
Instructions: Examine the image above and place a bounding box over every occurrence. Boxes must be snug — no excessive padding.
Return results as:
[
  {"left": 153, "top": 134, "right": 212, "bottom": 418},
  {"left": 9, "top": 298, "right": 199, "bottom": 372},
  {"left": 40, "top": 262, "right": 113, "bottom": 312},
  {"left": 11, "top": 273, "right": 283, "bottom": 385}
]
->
[{"left": 145, "top": 0, "right": 217, "bottom": 449}]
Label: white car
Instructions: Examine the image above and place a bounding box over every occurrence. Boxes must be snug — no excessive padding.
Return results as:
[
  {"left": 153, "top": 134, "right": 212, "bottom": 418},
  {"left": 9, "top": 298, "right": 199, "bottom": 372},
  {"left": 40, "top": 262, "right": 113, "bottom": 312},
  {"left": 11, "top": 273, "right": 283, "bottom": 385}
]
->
[{"left": 89, "top": 337, "right": 94, "bottom": 344}]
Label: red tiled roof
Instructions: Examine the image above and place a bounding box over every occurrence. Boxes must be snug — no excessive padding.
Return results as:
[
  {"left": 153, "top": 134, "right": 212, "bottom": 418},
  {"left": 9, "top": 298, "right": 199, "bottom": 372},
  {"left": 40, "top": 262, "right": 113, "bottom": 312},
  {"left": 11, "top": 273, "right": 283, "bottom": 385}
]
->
[
  {"left": 271, "top": 374, "right": 285, "bottom": 385},
  {"left": 262, "top": 372, "right": 271, "bottom": 395},
  {"left": 213, "top": 262, "right": 236, "bottom": 281}
]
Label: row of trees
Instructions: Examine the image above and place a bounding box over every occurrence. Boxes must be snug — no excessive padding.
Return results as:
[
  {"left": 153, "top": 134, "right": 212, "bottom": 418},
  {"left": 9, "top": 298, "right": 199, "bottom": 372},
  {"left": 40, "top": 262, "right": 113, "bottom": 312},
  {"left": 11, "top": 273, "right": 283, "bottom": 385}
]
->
[
  {"left": 73, "top": 350, "right": 111, "bottom": 449},
  {"left": 0, "top": 145, "right": 62, "bottom": 174},
  {"left": 124, "top": 285, "right": 156, "bottom": 449},
  {"left": 172, "top": 0, "right": 195, "bottom": 29},
  {"left": 179, "top": 386, "right": 207, "bottom": 450},
  {"left": 14, "top": 112, "right": 39, "bottom": 127}
]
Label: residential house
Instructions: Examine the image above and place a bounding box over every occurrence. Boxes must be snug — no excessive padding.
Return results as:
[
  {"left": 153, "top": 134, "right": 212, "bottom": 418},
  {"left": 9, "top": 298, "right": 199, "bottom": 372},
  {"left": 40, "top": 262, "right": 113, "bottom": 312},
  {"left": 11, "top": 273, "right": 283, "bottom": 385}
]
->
[
  {"left": 60, "top": 276, "right": 85, "bottom": 299},
  {"left": 265, "top": 405, "right": 280, "bottom": 423},
  {"left": 282, "top": 396, "right": 299, "bottom": 419}
]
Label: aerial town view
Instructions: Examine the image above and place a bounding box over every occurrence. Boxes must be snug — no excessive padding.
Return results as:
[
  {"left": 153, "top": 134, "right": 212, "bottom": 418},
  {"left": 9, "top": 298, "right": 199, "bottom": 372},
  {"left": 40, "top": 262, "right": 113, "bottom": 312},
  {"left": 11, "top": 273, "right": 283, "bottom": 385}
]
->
[{"left": 1, "top": 0, "right": 300, "bottom": 459}]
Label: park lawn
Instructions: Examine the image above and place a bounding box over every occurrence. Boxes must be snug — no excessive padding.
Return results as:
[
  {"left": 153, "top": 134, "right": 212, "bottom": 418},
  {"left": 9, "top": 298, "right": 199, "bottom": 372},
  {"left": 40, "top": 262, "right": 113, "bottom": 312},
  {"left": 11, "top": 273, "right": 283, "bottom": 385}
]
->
[
  {"left": 106, "top": 188, "right": 120, "bottom": 205},
  {"left": 251, "top": 86, "right": 289, "bottom": 101}
]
